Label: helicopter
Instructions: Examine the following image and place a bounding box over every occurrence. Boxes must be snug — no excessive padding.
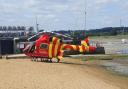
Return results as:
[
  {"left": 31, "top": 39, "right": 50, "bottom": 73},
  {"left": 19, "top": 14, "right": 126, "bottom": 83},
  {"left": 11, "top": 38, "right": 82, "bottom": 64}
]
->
[{"left": 23, "top": 31, "right": 105, "bottom": 62}]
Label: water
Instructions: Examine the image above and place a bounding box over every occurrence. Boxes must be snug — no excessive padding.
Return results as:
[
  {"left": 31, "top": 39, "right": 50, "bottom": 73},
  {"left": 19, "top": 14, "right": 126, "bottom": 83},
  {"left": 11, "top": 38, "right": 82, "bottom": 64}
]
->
[
  {"left": 101, "top": 60, "right": 128, "bottom": 76},
  {"left": 116, "top": 50, "right": 128, "bottom": 54},
  {"left": 99, "top": 39, "right": 128, "bottom": 54}
]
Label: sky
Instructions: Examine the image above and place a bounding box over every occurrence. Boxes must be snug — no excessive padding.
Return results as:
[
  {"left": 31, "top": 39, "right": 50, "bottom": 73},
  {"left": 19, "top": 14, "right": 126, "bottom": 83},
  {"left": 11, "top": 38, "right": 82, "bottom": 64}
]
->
[{"left": 0, "top": 0, "right": 128, "bottom": 31}]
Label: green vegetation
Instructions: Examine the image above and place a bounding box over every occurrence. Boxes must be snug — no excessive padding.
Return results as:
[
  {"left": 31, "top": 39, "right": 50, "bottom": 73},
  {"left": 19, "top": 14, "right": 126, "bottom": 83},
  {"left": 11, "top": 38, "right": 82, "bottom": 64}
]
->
[
  {"left": 54, "top": 27, "right": 128, "bottom": 44},
  {"left": 86, "top": 27, "right": 128, "bottom": 36}
]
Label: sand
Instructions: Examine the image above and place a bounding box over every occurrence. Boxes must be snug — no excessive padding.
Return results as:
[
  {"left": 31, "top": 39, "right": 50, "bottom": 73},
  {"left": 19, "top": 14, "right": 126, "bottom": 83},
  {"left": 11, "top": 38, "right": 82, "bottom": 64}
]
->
[{"left": 0, "top": 58, "right": 128, "bottom": 89}]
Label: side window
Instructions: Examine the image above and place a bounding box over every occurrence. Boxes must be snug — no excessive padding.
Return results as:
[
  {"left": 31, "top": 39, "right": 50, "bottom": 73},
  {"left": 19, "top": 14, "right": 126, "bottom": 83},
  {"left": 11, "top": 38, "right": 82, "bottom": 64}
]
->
[{"left": 40, "top": 44, "right": 48, "bottom": 49}]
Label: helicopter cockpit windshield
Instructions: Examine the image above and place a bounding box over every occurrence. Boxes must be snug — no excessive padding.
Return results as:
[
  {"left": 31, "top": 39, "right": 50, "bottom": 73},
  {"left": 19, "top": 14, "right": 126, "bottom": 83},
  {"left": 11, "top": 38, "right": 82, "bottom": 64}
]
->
[
  {"left": 29, "top": 42, "right": 35, "bottom": 53},
  {"left": 23, "top": 42, "right": 35, "bottom": 53}
]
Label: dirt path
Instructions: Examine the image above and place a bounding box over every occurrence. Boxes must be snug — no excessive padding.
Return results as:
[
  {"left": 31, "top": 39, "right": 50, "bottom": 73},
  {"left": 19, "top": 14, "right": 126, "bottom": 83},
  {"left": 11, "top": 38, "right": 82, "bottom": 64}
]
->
[{"left": 0, "top": 58, "right": 128, "bottom": 89}]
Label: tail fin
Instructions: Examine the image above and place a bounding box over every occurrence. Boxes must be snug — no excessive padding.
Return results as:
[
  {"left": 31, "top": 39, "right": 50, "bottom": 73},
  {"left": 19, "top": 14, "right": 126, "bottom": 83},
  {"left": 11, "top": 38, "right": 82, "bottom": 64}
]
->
[
  {"left": 81, "top": 36, "right": 90, "bottom": 46},
  {"left": 84, "top": 36, "right": 89, "bottom": 46}
]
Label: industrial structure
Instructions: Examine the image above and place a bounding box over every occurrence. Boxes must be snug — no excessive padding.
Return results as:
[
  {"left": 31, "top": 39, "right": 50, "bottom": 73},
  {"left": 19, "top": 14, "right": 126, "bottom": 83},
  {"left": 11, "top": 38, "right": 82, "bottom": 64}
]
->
[{"left": 0, "top": 26, "right": 35, "bottom": 55}]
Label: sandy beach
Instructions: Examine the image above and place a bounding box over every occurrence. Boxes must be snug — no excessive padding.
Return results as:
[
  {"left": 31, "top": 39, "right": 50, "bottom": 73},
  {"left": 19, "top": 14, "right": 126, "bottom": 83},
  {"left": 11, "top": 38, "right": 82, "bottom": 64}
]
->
[{"left": 0, "top": 58, "right": 128, "bottom": 89}]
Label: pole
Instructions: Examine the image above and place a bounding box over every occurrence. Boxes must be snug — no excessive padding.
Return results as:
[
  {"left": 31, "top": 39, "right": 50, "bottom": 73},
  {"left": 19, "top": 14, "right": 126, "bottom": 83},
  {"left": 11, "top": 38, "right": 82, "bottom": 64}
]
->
[
  {"left": 36, "top": 16, "right": 39, "bottom": 32},
  {"left": 85, "top": 11, "right": 87, "bottom": 30},
  {"left": 120, "top": 19, "right": 125, "bottom": 35},
  {"left": 84, "top": 0, "right": 87, "bottom": 30}
]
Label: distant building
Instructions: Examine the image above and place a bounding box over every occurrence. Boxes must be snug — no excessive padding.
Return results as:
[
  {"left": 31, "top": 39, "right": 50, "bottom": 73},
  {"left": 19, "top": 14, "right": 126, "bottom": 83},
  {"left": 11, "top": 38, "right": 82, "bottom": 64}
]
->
[
  {"left": 0, "top": 26, "right": 36, "bottom": 54},
  {"left": 0, "top": 26, "right": 35, "bottom": 38}
]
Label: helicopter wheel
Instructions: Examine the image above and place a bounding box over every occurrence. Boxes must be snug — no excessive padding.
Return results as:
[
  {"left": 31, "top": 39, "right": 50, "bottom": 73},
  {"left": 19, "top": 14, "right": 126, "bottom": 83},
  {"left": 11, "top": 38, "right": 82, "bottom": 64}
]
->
[
  {"left": 57, "top": 59, "right": 60, "bottom": 63},
  {"left": 50, "top": 59, "right": 52, "bottom": 63},
  {"left": 48, "top": 59, "right": 52, "bottom": 63},
  {"left": 51, "top": 58, "right": 60, "bottom": 63}
]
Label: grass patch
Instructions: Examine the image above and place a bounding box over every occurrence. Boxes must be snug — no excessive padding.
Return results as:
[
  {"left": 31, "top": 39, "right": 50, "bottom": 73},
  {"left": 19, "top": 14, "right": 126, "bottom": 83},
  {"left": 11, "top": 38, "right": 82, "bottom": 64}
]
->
[
  {"left": 69, "top": 54, "right": 128, "bottom": 61},
  {"left": 69, "top": 55, "right": 112, "bottom": 61},
  {"left": 110, "top": 54, "right": 128, "bottom": 59},
  {"left": 82, "top": 56, "right": 113, "bottom": 61}
]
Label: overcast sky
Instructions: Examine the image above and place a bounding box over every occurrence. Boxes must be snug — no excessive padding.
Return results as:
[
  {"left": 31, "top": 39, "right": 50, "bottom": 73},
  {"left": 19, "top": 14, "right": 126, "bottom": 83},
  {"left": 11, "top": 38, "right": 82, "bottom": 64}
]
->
[{"left": 0, "top": 0, "right": 128, "bottom": 31}]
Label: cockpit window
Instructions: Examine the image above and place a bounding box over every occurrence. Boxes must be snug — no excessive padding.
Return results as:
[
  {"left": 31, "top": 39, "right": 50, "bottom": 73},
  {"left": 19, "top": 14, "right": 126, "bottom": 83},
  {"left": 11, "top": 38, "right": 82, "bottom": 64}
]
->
[{"left": 40, "top": 44, "right": 48, "bottom": 49}]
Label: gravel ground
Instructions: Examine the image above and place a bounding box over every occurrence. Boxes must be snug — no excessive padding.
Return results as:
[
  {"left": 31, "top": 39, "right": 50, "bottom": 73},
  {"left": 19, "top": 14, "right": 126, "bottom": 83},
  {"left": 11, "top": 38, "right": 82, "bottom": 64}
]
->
[{"left": 0, "top": 58, "right": 128, "bottom": 89}]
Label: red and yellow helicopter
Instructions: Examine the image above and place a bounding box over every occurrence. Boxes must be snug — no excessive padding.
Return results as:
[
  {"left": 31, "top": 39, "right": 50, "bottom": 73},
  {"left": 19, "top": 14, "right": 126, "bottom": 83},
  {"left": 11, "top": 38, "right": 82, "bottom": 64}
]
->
[{"left": 23, "top": 32, "right": 105, "bottom": 62}]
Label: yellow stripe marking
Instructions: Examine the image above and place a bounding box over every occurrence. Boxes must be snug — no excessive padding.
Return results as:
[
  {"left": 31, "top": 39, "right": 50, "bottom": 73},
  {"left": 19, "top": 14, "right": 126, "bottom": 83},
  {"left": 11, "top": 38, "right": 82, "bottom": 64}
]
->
[
  {"left": 49, "top": 37, "right": 57, "bottom": 58},
  {"left": 81, "top": 41, "right": 89, "bottom": 52},
  {"left": 72, "top": 45, "right": 77, "bottom": 50},
  {"left": 58, "top": 56, "right": 63, "bottom": 60},
  {"left": 49, "top": 43, "right": 53, "bottom": 58},
  {"left": 81, "top": 41, "right": 87, "bottom": 46},
  {"left": 54, "top": 39, "right": 60, "bottom": 57},
  {"left": 79, "top": 46, "right": 83, "bottom": 53}
]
